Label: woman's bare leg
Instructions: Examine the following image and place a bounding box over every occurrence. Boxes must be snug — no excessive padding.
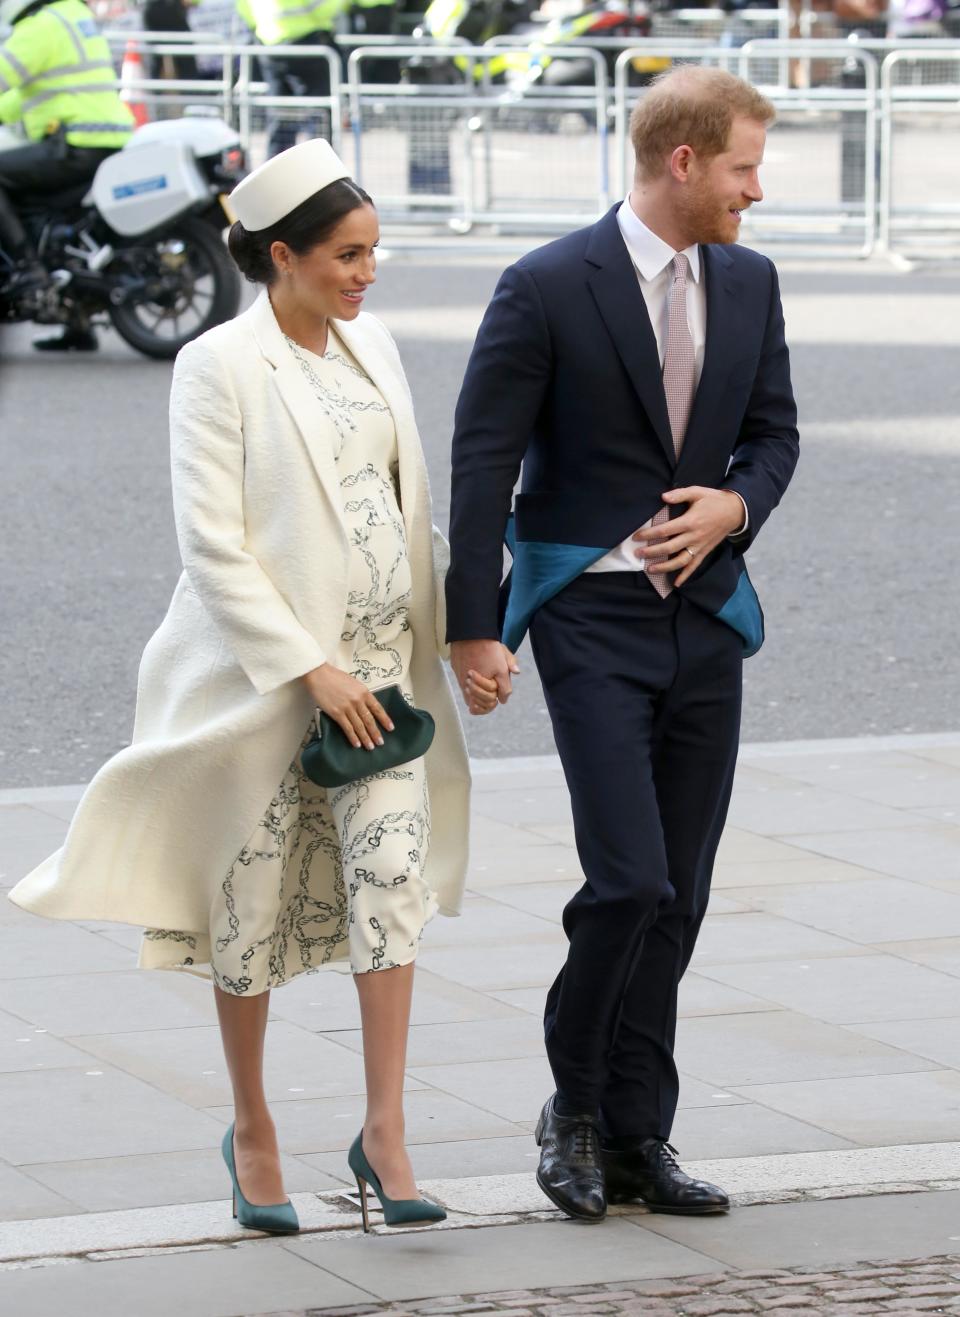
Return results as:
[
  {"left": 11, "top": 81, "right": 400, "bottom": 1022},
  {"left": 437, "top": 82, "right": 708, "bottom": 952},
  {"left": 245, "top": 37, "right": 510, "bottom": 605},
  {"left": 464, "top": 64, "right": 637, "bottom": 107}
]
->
[
  {"left": 354, "top": 961, "right": 419, "bottom": 1199},
  {"left": 214, "top": 984, "right": 286, "bottom": 1205}
]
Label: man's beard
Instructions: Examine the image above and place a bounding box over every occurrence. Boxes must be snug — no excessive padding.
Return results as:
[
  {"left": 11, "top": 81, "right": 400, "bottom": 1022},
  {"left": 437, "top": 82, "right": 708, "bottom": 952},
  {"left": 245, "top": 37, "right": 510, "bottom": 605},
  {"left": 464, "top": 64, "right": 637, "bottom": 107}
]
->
[{"left": 677, "top": 182, "right": 742, "bottom": 246}]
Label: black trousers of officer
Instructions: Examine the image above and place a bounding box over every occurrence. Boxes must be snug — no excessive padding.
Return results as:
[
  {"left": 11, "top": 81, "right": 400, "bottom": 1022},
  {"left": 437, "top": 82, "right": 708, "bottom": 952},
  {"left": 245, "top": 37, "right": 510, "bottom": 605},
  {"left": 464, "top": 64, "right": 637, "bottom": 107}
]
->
[
  {"left": 142, "top": 0, "right": 200, "bottom": 80},
  {"left": 0, "top": 137, "right": 113, "bottom": 258},
  {"left": 529, "top": 569, "right": 742, "bottom": 1141},
  {"left": 261, "top": 29, "right": 337, "bottom": 158},
  {"left": 350, "top": 4, "right": 399, "bottom": 84}
]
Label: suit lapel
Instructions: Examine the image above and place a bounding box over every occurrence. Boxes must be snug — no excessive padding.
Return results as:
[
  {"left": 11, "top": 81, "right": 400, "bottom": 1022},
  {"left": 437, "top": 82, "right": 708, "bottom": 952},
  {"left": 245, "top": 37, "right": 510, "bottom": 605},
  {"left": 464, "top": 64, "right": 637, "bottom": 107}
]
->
[
  {"left": 678, "top": 244, "right": 740, "bottom": 474},
  {"left": 584, "top": 208, "right": 675, "bottom": 467}
]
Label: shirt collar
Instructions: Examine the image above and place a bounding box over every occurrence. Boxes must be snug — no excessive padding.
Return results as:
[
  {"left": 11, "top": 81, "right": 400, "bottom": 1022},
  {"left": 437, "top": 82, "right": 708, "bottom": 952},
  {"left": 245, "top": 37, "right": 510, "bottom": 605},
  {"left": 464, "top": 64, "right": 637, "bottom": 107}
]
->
[{"left": 616, "top": 196, "right": 701, "bottom": 285}]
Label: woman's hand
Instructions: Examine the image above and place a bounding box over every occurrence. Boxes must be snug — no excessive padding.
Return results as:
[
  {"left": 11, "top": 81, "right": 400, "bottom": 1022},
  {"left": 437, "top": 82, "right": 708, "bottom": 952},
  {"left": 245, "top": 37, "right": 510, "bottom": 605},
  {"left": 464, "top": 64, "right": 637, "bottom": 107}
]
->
[
  {"left": 302, "top": 664, "right": 394, "bottom": 750},
  {"left": 465, "top": 669, "right": 500, "bottom": 716},
  {"left": 450, "top": 641, "right": 520, "bottom": 715}
]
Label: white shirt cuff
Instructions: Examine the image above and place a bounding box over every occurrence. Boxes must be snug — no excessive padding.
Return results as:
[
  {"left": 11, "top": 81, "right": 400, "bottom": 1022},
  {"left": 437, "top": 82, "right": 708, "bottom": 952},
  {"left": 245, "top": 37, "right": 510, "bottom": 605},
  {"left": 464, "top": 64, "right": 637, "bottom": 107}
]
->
[{"left": 727, "top": 492, "right": 749, "bottom": 539}]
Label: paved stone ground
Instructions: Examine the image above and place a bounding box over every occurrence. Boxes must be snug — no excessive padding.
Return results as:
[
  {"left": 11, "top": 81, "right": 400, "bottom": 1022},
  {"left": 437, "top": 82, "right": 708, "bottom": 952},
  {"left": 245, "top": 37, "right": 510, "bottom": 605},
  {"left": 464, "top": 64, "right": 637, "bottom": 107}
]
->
[
  {"left": 4, "top": 731, "right": 960, "bottom": 1239},
  {"left": 2, "top": 732, "right": 960, "bottom": 1317},
  {"left": 5, "top": 731, "right": 960, "bottom": 1235},
  {"left": 257, "top": 1255, "right": 960, "bottom": 1315}
]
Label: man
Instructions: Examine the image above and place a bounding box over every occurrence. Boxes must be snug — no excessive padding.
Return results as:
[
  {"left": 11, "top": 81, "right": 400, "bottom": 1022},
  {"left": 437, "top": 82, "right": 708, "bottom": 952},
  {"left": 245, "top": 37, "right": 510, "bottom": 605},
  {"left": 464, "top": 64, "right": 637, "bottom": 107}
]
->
[
  {"left": 0, "top": 0, "right": 135, "bottom": 349},
  {"left": 236, "top": 0, "right": 343, "bottom": 157},
  {"left": 446, "top": 67, "right": 799, "bottom": 1222},
  {"left": 141, "top": 0, "right": 200, "bottom": 82},
  {"left": 347, "top": 0, "right": 398, "bottom": 85}
]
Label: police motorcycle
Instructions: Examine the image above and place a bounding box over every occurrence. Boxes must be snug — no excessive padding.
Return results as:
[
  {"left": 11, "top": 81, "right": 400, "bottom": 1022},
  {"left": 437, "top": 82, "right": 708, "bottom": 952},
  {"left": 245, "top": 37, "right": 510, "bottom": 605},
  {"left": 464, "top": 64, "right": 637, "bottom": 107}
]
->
[
  {"left": 0, "top": 114, "right": 245, "bottom": 359},
  {"left": 512, "top": 0, "right": 670, "bottom": 92},
  {"left": 406, "top": 0, "right": 667, "bottom": 95}
]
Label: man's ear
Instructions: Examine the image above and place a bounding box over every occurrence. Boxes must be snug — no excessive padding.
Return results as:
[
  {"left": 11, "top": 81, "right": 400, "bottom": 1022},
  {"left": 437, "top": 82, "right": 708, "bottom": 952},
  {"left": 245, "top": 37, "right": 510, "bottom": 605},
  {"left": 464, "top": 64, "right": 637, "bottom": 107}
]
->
[{"left": 669, "top": 145, "right": 695, "bottom": 184}]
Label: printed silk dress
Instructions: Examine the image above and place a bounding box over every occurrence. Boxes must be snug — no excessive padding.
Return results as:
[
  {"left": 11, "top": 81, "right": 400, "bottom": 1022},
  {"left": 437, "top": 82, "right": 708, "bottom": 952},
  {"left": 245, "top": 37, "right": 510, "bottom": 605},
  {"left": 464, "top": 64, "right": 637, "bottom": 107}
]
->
[{"left": 140, "top": 325, "right": 437, "bottom": 994}]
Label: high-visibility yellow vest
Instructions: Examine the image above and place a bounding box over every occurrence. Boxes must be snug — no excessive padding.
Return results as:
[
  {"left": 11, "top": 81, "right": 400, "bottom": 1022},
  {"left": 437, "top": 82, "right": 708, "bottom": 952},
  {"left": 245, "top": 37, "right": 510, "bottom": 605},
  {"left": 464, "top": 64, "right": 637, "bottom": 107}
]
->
[
  {"left": 0, "top": 0, "right": 135, "bottom": 148},
  {"left": 236, "top": 0, "right": 346, "bottom": 45},
  {"left": 423, "top": 0, "right": 521, "bottom": 80},
  {"left": 423, "top": 0, "right": 466, "bottom": 39}
]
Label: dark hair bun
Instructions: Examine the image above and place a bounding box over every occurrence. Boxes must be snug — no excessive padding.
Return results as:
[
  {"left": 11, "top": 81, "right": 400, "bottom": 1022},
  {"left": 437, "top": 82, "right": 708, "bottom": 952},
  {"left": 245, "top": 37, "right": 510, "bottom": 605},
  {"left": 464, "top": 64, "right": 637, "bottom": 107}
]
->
[
  {"left": 226, "top": 177, "right": 373, "bottom": 286},
  {"left": 227, "top": 221, "right": 275, "bottom": 283}
]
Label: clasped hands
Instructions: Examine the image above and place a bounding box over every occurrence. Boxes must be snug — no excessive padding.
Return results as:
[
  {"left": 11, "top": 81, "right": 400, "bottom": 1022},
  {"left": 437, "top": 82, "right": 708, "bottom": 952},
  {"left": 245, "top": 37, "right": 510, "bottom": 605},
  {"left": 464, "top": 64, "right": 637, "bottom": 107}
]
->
[{"left": 449, "top": 487, "right": 744, "bottom": 717}]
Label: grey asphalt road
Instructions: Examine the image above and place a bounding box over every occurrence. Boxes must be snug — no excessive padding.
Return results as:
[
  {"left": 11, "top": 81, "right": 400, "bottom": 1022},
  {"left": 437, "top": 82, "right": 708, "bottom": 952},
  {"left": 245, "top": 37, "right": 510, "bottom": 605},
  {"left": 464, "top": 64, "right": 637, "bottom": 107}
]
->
[{"left": 2, "top": 247, "right": 959, "bottom": 788}]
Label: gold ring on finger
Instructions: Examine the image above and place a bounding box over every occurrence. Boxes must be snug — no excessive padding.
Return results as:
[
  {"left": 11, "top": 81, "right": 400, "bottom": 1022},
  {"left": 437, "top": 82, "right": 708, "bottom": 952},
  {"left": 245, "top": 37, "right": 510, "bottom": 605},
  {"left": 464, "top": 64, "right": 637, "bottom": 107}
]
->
[{"left": 686, "top": 547, "right": 696, "bottom": 560}]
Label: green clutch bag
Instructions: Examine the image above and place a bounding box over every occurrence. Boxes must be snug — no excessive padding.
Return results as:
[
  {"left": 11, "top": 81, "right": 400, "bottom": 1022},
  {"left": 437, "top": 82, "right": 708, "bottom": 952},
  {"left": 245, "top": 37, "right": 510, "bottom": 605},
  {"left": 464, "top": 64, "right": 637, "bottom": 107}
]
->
[{"left": 301, "top": 684, "right": 436, "bottom": 789}]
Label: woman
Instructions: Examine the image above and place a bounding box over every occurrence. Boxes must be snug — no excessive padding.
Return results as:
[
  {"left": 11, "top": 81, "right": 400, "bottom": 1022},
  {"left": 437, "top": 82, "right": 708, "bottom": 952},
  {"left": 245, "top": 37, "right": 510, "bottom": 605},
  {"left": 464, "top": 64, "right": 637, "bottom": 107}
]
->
[{"left": 10, "top": 139, "right": 501, "bottom": 1235}]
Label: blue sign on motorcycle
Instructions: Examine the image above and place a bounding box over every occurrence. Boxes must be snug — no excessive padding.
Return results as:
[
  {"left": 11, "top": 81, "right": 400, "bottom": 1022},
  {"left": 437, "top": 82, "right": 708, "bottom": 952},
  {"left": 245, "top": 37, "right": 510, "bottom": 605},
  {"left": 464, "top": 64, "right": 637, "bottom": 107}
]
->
[{"left": 112, "top": 176, "right": 169, "bottom": 201}]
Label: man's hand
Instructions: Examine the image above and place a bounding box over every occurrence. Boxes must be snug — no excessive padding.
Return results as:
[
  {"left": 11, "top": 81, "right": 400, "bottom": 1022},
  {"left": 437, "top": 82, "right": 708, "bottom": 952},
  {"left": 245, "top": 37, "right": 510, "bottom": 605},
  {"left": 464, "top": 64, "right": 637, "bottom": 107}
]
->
[
  {"left": 634, "top": 487, "right": 746, "bottom": 588},
  {"left": 450, "top": 639, "right": 520, "bottom": 716}
]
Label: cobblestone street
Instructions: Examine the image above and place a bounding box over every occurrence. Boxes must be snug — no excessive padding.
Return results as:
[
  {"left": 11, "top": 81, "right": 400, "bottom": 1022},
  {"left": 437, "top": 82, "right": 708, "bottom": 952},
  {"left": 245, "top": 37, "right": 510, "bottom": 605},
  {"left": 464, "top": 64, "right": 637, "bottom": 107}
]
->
[{"left": 263, "top": 1255, "right": 960, "bottom": 1316}]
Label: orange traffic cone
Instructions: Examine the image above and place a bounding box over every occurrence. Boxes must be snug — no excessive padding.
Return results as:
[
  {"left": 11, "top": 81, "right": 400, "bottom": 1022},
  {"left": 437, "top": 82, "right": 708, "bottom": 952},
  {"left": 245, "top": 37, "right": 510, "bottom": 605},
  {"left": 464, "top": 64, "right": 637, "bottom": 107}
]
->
[{"left": 120, "top": 39, "right": 149, "bottom": 127}]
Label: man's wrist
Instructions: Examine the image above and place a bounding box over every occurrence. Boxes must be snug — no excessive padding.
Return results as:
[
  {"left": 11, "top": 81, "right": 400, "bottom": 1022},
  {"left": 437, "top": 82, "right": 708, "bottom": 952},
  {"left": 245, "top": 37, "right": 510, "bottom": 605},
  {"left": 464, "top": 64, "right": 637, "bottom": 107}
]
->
[{"left": 721, "top": 490, "right": 748, "bottom": 537}]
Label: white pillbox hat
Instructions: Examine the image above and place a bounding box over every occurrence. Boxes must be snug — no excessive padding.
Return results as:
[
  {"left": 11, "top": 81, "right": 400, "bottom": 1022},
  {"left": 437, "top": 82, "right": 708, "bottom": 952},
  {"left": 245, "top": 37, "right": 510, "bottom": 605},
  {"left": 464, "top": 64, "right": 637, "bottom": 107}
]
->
[{"left": 230, "top": 139, "right": 351, "bottom": 233}]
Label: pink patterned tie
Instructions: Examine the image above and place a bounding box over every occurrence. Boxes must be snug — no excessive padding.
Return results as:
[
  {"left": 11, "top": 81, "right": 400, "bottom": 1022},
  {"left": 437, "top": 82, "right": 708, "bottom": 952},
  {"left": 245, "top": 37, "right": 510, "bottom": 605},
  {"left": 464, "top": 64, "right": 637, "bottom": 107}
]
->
[{"left": 646, "top": 253, "right": 696, "bottom": 599}]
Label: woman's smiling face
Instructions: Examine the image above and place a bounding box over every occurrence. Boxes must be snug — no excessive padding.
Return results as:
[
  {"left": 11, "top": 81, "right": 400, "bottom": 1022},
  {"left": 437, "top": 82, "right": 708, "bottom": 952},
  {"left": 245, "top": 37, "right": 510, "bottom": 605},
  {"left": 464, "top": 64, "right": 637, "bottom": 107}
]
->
[{"left": 270, "top": 203, "right": 379, "bottom": 321}]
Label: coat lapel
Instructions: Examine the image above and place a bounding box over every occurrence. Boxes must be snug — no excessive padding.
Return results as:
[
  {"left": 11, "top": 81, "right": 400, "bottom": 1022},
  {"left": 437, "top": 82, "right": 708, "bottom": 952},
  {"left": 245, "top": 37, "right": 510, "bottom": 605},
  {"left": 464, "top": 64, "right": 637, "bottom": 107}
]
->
[
  {"left": 247, "top": 290, "right": 345, "bottom": 525},
  {"left": 247, "top": 289, "right": 429, "bottom": 559},
  {"left": 584, "top": 207, "right": 675, "bottom": 467}
]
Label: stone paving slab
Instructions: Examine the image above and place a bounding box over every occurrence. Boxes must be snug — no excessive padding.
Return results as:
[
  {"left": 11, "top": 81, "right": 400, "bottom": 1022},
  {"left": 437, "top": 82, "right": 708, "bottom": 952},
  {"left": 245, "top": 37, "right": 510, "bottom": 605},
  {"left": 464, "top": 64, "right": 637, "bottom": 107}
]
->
[
  {"left": 4, "top": 1193, "right": 960, "bottom": 1316},
  {"left": 247, "top": 1254, "right": 960, "bottom": 1317},
  {"left": 3, "top": 1144, "right": 960, "bottom": 1266},
  {"left": 0, "top": 1239, "right": 371, "bottom": 1317}
]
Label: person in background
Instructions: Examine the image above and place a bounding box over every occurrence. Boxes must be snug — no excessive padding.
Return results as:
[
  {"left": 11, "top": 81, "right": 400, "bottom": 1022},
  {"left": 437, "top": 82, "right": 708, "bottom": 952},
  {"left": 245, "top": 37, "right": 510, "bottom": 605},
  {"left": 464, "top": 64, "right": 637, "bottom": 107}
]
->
[
  {"left": 887, "top": 0, "right": 948, "bottom": 38},
  {"left": 0, "top": 0, "right": 135, "bottom": 349},
  {"left": 348, "top": 0, "right": 398, "bottom": 83},
  {"left": 141, "top": 0, "right": 200, "bottom": 81},
  {"left": 236, "top": 0, "right": 342, "bottom": 156}
]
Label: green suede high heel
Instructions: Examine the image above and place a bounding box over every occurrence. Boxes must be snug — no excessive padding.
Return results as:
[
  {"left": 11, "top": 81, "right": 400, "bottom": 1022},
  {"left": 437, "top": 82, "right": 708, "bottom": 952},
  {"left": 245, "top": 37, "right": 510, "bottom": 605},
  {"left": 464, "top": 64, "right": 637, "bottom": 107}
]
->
[
  {"left": 348, "top": 1132, "right": 447, "bottom": 1232},
  {"left": 221, "top": 1123, "right": 300, "bottom": 1235}
]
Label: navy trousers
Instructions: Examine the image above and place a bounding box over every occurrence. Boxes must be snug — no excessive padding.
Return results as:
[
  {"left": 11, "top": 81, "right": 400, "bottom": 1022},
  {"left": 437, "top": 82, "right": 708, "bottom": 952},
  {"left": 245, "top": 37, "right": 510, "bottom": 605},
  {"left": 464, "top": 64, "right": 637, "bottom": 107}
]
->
[{"left": 529, "top": 570, "right": 743, "bottom": 1139}]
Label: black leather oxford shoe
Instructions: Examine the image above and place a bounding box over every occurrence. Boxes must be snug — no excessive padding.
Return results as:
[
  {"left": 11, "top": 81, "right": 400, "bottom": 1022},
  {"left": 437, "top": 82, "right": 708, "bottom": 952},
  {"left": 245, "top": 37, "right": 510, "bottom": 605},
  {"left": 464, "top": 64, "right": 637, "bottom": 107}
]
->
[
  {"left": 534, "top": 1094, "right": 607, "bottom": 1222},
  {"left": 603, "top": 1138, "right": 729, "bottom": 1215}
]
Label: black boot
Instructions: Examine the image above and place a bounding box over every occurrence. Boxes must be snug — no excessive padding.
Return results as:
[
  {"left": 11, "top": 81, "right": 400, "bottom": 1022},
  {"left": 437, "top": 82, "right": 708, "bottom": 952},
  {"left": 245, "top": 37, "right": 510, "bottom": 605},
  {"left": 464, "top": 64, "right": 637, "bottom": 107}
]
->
[
  {"left": 33, "top": 326, "right": 98, "bottom": 352},
  {"left": 2, "top": 258, "right": 48, "bottom": 298},
  {"left": 602, "top": 1137, "right": 729, "bottom": 1215},
  {"left": 534, "top": 1094, "right": 606, "bottom": 1222}
]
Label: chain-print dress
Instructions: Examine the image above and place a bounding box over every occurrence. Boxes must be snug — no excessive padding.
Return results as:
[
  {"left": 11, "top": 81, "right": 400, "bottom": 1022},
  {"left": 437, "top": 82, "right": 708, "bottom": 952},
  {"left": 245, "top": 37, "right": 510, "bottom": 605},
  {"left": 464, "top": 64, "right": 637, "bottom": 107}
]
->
[{"left": 140, "top": 325, "right": 437, "bottom": 994}]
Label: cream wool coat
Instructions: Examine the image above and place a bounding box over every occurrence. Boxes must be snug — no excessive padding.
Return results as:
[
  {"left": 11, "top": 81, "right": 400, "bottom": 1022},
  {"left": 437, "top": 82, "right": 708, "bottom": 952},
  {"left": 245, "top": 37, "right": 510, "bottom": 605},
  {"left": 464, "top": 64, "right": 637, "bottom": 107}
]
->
[{"left": 9, "top": 291, "right": 471, "bottom": 943}]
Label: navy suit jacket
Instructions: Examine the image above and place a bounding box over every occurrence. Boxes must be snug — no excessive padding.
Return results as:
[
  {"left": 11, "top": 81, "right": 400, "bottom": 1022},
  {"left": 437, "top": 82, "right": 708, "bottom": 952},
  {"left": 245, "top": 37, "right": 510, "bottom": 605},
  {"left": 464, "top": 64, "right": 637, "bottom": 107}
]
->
[{"left": 445, "top": 205, "right": 799, "bottom": 654}]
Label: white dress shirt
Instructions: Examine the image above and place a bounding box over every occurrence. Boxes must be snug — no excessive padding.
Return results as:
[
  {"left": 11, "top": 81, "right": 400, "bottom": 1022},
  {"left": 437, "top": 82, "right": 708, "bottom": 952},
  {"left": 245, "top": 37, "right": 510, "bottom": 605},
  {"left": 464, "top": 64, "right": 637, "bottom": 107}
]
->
[{"left": 586, "top": 197, "right": 746, "bottom": 574}]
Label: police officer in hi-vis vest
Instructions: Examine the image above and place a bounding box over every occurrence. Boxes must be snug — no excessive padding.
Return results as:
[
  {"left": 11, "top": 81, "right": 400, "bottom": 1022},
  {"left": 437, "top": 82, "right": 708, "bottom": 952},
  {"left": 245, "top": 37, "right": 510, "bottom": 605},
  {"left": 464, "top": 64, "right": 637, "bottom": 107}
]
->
[
  {"left": 236, "top": 0, "right": 344, "bottom": 157},
  {"left": 0, "top": 0, "right": 134, "bottom": 348}
]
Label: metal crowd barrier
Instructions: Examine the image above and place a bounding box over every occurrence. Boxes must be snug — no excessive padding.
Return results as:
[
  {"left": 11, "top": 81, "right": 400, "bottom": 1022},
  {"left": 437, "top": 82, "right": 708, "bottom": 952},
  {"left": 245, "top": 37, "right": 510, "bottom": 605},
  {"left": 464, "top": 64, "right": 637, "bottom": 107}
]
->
[
  {"left": 347, "top": 43, "right": 609, "bottom": 228},
  {"left": 235, "top": 43, "right": 344, "bottom": 156},
  {"left": 879, "top": 48, "right": 960, "bottom": 254},
  {"left": 103, "top": 31, "right": 960, "bottom": 255},
  {"left": 739, "top": 40, "right": 880, "bottom": 256}
]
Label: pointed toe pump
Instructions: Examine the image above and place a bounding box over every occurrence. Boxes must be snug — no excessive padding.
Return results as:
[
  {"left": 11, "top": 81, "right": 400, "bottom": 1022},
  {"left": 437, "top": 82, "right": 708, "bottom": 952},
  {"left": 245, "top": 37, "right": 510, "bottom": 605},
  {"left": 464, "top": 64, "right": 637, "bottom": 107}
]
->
[
  {"left": 222, "top": 1123, "right": 300, "bottom": 1235},
  {"left": 348, "top": 1132, "right": 447, "bottom": 1232}
]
